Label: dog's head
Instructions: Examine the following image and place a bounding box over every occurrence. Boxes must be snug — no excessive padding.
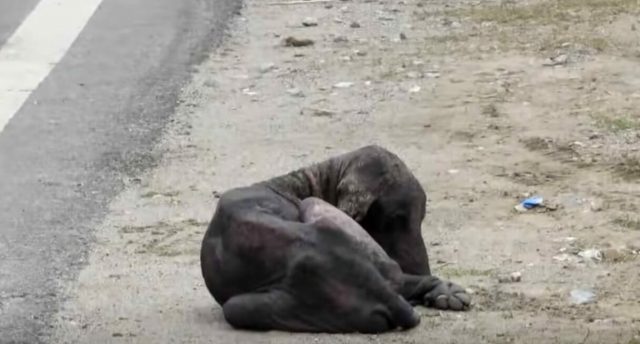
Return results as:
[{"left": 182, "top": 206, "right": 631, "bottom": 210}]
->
[{"left": 336, "top": 146, "right": 430, "bottom": 275}]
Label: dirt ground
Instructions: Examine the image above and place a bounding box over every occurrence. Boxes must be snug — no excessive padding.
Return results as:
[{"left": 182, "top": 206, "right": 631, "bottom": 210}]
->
[{"left": 51, "top": 0, "right": 640, "bottom": 343}]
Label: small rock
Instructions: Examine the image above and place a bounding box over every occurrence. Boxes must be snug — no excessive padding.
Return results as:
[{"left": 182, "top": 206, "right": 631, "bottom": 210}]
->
[
  {"left": 399, "top": 32, "right": 407, "bottom": 40},
  {"left": 350, "top": 21, "right": 361, "bottom": 28},
  {"left": 553, "top": 253, "right": 579, "bottom": 263},
  {"left": 333, "top": 35, "right": 349, "bottom": 43},
  {"left": 570, "top": 289, "right": 596, "bottom": 305},
  {"left": 447, "top": 169, "right": 459, "bottom": 174},
  {"left": 425, "top": 71, "right": 441, "bottom": 78},
  {"left": 203, "top": 79, "right": 218, "bottom": 88},
  {"left": 258, "top": 62, "right": 276, "bottom": 73},
  {"left": 333, "top": 81, "right": 354, "bottom": 89},
  {"left": 301, "top": 108, "right": 336, "bottom": 117},
  {"left": 589, "top": 199, "right": 604, "bottom": 212},
  {"left": 283, "top": 36, "right": 314, "bottom": 47},
  {"left": 406, "top": 71, "right": 421, "bottom": 79},
  {"left": 286, "top": 88, "right": 305, "bottom": 97},
  {"left": 302, "top": 17, "right": 318, "bottom": 27},
  {"left": 242, "top": 88, "right": 258, "bottom": 96},
  {"left": 408, "top": 85, "right": 421, "bottom": 93},
  {"left": 578, "top": 249, "right": 603, "bottom": 262},
  {"left": 498, "top": 271, "right": 522, "bottom": 283},
  {"left": 354, "top": 49, "right": 367, "bottom": 56},
  {"left": 112, "top": 333, "right": 124, "bottom": 338},
  {"left": 543, "top": 54, "right": 568, "bottom": 67},
  {"left": 514, "top": 203, "right": 528, "bottom": 212}
]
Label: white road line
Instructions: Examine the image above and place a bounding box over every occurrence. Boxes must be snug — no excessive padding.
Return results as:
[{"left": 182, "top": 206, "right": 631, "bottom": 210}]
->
[{"left": 0, "top": 0, "right": 104, "bottom": 133}]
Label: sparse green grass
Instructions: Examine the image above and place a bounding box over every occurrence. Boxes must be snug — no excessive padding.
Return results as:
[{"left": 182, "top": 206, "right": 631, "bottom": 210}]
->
[
  {"left": 539, "top": 30, "right": 611, "bottom": 52},
  {"left": 456, "top": 0, "right": 639, "bottom": 25},
  {"left": 441, "top": 0, "right": 639, "bottom": 53},
  {"left": 593, "top": 113, "right": 640, "bottom": 132}
]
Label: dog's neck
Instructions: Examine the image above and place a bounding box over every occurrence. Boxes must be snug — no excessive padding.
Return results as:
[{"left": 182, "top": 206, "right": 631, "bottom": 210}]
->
[{"left": 260, "top": 159, "right": 342, "bottom": 206}]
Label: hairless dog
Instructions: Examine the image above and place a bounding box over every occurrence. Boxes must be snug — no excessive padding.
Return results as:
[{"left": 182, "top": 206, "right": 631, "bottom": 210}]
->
[{"left": 200, "top": 145, "right": 470, "bottom": 333}]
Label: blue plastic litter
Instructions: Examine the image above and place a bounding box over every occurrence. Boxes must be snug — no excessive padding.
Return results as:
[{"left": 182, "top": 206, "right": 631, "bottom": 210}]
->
[{"left": 521, "top": 196, "right": 543, "bottom": 209}]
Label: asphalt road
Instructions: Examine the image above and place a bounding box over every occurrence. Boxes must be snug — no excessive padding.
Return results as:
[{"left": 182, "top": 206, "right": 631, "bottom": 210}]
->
[
  {"left": 0, "top": 0, "right": 39, "bottom": 46},
  {"left": 0, "top": 0, "right": 238, "bottom": 342}
]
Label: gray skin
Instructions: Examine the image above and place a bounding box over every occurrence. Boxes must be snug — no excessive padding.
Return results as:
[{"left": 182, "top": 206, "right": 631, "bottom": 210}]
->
[{"left": 200, "top": 145, "right": 471, "bottom": 333}]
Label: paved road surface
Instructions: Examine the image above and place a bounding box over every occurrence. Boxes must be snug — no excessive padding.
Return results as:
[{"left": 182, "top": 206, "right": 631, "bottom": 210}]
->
[
  {"left": 0, "top": 0, "right": 39, "bottom": 46},
  {"left": 0, "top": 0, "right": 238, "bottom": 342}
]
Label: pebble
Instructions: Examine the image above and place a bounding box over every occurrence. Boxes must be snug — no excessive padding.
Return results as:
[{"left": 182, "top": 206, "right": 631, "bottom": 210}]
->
[
  {"left": 242, "top": 88, "right": 258, "bottom": 96},
  {"left": 589, "top": 199, "right": 604, "bottom": 212},
  {"left": 301, "top": 108, "right": 336, "bottom": 117},
  {"left": 333, "top": 36, "right": 349, "bottom": 43},
  {"left": 258, "top": 62, "right": 276, "bottom": 74},
  {"left": 203, "top": 79, "right": 218, "bottom": 88},
  {"left": 283, "top": 36, "right": 315, "bottom": 47},
  {"left": 425, "top": 71, "right": 441, "bottom": 78},
  {"left": 553, "top": 253, "right": 579, "bottom": 263},
  {"left": 408, "top": 85, "right": 421, "bottom": 93},
  {"left": 498, "top": 271, "right": 522, "bottom": 283},
  {"left": 350, "top": 21, "right": 361, "bottom": 28},
  {"left": 578, "top": 249, "right": 603, "bottom": 262},
  {"left": 302, "top": 17, "right": 318, "bottom": 27},
  {"left": 286, "top": 88, "right": 304, "bottom": 97},
  {"left": 543, "top": 54, "right": 568, "bottom": 67},
  {"left": 570, "top": 289, "right": 596, "bottom": 305},
  {"left": 333, "top": 81, "right": 354, "bottom": 89}
]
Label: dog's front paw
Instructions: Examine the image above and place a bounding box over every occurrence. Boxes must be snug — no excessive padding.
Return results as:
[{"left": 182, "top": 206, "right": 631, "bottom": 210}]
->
[{"left": 423, "top": 280, "right": 471, "bottom": 311}]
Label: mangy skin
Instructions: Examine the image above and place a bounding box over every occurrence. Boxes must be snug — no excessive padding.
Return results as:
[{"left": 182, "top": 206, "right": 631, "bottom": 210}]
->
[{"left": 200, "top": 145, "right": 471, "bottom": 333}]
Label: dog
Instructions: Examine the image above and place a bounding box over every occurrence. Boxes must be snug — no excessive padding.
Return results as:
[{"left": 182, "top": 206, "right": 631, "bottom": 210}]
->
[{"left": 200, "top": 145, "right": 470, "bottom": 333}]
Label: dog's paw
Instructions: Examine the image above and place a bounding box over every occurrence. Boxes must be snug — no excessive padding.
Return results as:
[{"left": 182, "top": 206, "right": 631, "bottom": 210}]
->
[{"left": 423, "top": 280, "right": 471, "bottom": 311}]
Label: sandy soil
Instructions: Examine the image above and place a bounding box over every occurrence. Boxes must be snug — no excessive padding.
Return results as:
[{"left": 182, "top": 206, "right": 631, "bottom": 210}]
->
[{"left": 52, "top": 0, "right": 640, "bottom": 343}]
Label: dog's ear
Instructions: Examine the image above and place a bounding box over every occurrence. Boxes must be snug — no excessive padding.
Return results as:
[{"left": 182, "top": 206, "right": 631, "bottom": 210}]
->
[{"left": 336, "top": 175, "right": 375, "bottom": 222}]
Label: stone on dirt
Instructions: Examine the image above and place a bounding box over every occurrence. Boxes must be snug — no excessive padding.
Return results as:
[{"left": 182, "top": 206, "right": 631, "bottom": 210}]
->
[{"left": 283, "top": 36, "right": 315, "bottom": 47}]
